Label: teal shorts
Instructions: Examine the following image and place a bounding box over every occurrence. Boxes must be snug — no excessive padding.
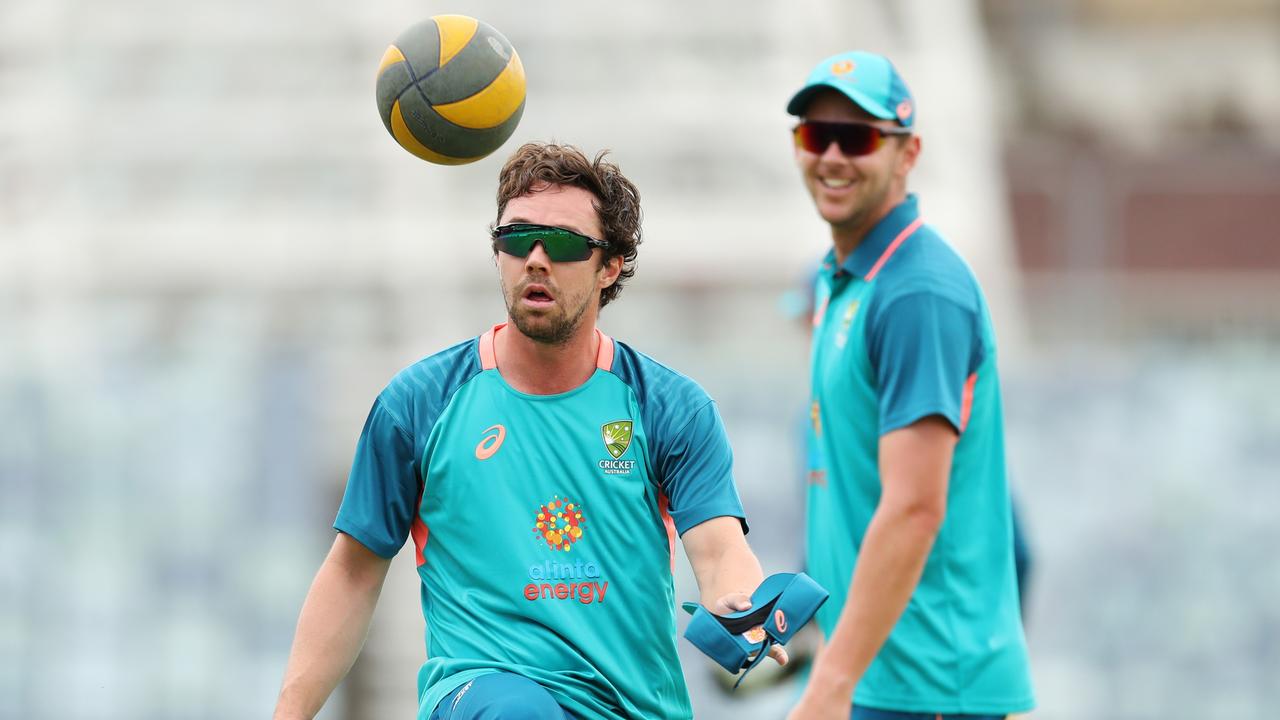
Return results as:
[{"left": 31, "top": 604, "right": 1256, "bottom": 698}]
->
[{"left": 429, "top": 672, "right": 576, "bottom": 720}]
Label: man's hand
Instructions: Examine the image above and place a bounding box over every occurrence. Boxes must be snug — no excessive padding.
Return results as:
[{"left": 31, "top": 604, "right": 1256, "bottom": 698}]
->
[{"left": 713, "top": 591, "right": 789, "bottom": 667}]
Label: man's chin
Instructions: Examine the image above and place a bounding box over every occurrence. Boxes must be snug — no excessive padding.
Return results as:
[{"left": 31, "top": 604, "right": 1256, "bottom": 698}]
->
[
  {"left": 818, "top": 204, "right": 859, "bottom": 226},
  {"left": 510, "top": 312, "right": 573, "bottom": 345}
]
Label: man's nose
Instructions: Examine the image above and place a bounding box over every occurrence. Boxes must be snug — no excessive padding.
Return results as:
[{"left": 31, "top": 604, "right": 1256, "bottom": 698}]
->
[
  {"left": 525, "top": 240, "right": 553, "bottom": 269},
  {"left": 819, "top": 139, "right": 847, "bottom": 162}
]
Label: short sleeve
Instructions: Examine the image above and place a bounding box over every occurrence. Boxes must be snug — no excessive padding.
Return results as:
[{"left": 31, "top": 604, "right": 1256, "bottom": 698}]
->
[
  {"left": 867, "top": 291, "right": 982, "bottom": 434},
  {"left": 333, "top": 396, "right": 421, "bottom": 558},
  {"left": 657, "top": 401, "right": 747, "bottom": 535}
]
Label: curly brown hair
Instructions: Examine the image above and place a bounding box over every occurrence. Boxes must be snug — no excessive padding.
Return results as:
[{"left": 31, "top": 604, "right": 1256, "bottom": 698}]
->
[{"left": 494, "top": 143, "right": 641, "bottom": 308}]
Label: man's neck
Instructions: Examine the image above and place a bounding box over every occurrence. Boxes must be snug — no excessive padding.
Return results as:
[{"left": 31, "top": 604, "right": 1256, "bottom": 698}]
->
[
  {"left": 830, "top": 191, "right": 905, "bottom": 266},
  {"left": 830, "top": 219, "right": 875, "bottom": 267},
  {"left": 495, "top": 321, "right": 601, "bottom": 395}
]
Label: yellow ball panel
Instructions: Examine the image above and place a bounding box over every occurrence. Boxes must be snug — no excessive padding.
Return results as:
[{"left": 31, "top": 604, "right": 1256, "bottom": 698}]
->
[
  {"left": 433, "top": 52, "right": 526, "bottom": 130},
  {"left": 390, "top": 100, "right": 481, "bottom": 165},
  {"left": 377, "top": 44, "right": 407, "bottom": 77},
  {"left": 433, "top": 14, "right": 479, "bottom": 67}
]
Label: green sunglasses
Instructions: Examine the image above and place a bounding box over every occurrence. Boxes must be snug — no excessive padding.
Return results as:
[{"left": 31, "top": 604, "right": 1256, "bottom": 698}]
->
[{"left": 492, "top": 223, "right": 609, "bottom": 262}]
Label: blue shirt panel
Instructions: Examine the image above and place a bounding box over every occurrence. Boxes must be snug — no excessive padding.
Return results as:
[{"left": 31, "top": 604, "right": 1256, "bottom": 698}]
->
[
  {"left": 866, "top": 289, "right": 983, "bottom": 434},
  {"left": 609, "top": 340, "right": 746, "bottom": 535},
  {"left": 835, "top": 194, "right": 988, "bottom": 434},
  {"left": 333, "top": 337, "right": 480, "bottom": 558}
]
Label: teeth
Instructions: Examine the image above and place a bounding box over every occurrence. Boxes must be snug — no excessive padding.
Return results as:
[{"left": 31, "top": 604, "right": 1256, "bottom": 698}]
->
[{"left": 821, "top": 178, "right": 852, "bottom": 188}]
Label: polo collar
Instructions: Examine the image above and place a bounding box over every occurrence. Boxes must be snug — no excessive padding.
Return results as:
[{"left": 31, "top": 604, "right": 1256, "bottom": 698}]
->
[{"left": 822, "top": 194, "right": 922, "bottom": 279}]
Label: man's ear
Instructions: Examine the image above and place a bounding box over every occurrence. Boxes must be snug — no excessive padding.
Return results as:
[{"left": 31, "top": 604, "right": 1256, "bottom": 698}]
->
[
  {"left": 600, "top": 254, "right": 624, "bottom": 289},
  {"left": 896, "top": 134, "right": 921, "bottom": 178}
]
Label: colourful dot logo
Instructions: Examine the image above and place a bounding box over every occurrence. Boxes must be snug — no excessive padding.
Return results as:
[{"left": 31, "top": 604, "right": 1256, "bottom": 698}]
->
[
  {"left": 532, "top": 496, "right": 586, "bottom": 552},
  {"left": 831, "top": 60, "right": 855, "bottom": 76},
  {"left": 896, "top": 100, "right": 913, "bottom": 122}
]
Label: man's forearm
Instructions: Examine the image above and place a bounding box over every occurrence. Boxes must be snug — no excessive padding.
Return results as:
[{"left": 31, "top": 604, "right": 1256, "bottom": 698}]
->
[
  {"left": 813, "top": 504, "right": 941, "bottom": 691},
  {"left": 699, "top": 542, "right": 765, "bottom": 608},
  {"left": 274, "top": 543, "right": 390, "bottom": 720},
  {"left": 683, "top": 516, "right": 765, "bottom": 607}
]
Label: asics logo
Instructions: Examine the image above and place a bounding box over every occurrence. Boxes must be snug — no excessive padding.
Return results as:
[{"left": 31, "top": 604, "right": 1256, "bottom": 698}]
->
[{"left": 475, "top": 424, "right": 507, "bottom": 460}]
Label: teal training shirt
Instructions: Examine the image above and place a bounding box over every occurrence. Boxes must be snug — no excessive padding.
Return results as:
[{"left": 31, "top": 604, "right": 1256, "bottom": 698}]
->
[
  {"left": 807, "top": 195, "right": 1034, "bottom": 714},
  {"left": 334, "top": 325, "right": 746, "bottom": 720}
]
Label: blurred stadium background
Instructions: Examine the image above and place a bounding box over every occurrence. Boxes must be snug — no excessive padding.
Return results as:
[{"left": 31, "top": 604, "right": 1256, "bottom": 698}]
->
[{"left": 3, "top": 0, "right": 1279, "bottom": 718}]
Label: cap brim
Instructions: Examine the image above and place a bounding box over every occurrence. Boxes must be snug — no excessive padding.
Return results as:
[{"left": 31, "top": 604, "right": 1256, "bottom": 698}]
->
[{"left": 786, "top": 82, "right": 897, "bottom": 121}]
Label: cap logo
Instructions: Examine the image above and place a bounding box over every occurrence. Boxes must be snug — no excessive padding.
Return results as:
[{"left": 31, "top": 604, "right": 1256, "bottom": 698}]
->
[
  {"left": 830, "top": 60, "right": 855, "bottom": 76},
  {"left": 896, "top": 100, "right": 914, "bottom": 121}
]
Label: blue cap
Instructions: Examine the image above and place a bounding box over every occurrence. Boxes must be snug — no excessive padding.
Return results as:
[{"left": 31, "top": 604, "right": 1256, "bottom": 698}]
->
[{"left": 786, "top": 51, "right": 915, "bottom": 127}]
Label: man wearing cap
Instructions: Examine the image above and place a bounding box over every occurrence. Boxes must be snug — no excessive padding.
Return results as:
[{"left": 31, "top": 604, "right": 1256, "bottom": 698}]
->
[{"left": 783, "top": 52, "right": 1035, "bottom": 720}]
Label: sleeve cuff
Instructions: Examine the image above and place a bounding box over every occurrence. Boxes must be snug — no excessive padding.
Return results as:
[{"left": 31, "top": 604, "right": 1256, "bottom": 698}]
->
[
  {"left": 333, "top": 518, "right": 402, "bottom": 559},
  {"left": 673, "top": 504, "right": 749, "bottom": 537},
  {"left": 880, "top": 405, "right": 962, "bottom": 436}
]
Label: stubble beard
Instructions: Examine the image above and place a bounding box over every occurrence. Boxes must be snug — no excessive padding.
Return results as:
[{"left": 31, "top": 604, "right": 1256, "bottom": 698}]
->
[
  {"left": 824, "top": 172, "right": 893, "bottom": 237},
  {"left": 505, "top": 282, "right": 594, "bottom": 346}
]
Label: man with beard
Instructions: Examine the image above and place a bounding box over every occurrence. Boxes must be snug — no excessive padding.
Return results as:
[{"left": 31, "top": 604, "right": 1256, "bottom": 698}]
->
[
  {"left": 782, "top": 53, "right": 1034, "bottom": 720},
  {"left": 273, "top": 142, "right": 784, "bottom": 720}
]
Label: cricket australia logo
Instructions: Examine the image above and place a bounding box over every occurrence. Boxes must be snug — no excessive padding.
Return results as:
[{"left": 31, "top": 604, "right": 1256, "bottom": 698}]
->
[
  {"left": 599, "top": 420, "right": 637, "bottom": 475},
  {"left": 834, "top": 300, "right": 859, "bottom": 349},
  {"left": 602, "top": 421, "right": 632, "bottom": 458}
]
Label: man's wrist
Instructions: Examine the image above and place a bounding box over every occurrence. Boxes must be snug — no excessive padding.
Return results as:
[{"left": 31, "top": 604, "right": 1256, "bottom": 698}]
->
[
  {"left": 810, "top": 659, "right": 858, "bottom": 698},
  {"left": 272, "top": 699, "right": 314, "bottom": 720}
]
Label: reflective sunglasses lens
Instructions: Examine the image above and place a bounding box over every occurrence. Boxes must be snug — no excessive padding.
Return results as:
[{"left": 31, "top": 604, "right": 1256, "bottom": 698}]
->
[
  {"left": 793, "top": 123, "right": 823, "bottom": 153},
  {"left": 795, "top": 122, "right": 881, "bottom": 156},
  {"left": 496, "top": 228, "right": 593, "bottom": 262},
  {"left": 540, "top": 231, "right": 593, "bottom": 262},
  {"left": 495, "top": 232, "right": 535, "bottom": 257},
  {"left": 835, "top": 124, "right": 879, "bottom": 155}
]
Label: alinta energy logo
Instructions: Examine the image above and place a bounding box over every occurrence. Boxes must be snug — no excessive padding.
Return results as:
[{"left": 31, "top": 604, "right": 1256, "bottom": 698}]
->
[
  {"left": 525, "top": 495, "right": 609, "bottom": 605},
  {"left": 599, "top": 420, "right": 636, "bottom": 475}
]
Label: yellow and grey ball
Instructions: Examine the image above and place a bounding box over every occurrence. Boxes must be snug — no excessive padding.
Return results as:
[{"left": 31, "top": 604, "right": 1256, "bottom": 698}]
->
[{"left": 376, "top": 15, "right": 526, "bottom": 165}]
